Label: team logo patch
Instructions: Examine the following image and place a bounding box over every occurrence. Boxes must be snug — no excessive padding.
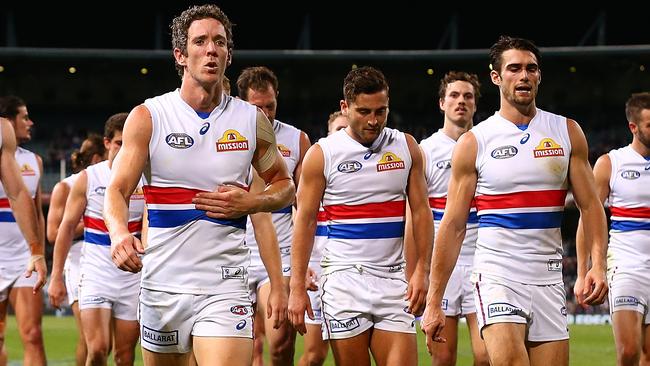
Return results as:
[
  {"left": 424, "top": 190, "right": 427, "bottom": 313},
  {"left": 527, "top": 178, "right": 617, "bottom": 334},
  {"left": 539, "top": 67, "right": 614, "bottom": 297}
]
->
[
  {"left": 620, "top": 170, "right": 641, "bottom": 180},
  {"left": 165, "top": 133, "right": 194, "bottom": 149},
  {"left": 280, "top": 246, "right": 291, "bottom": 255},
  {"left": 217, "top": 129, "right": 249, "bottom": 152},
  {"left": 560, "top": 306, "right": 567, "bottom": 316},
  {"left": 329, "top": 317, "right": 360, "bottom": 333},
  {"left": 487, "top": 302, "right": 521, "bottom": 318},
  {"left": 277, "top": 144, "right": 291, "bottom": 157},
  {"left": 20, "top": 163, "right": 36, "bottom": 176},
  {"left": 230, "top": 305, "right": 250, "bottom": 316},
  {"left": 221, "top": 266, "right": 244, "bottom": 279},
  {"left": 337, "top": 160, "right": 362, "bottom": 173},
  {"left": 491, "top": 145, "right": 518, "bottom": 159},
  {"left": 533, "top": 138, "right": 565, "bottom": 158},
  {"left": 441, "top": 299, "right": 449, "bottom": 310},
  {"left": 142, "top": 326, "right": 178, "bottom": 346},
  {"left": 547, "top": 259, "right": 562, "bottom": 272},
  {"left": 94, "top": 186, "right": 106, "bottom": 196},
  {"left": 436, "top": 159, "right": 451, "bottom": 169},
  {"left": 376, "top": 152, "right": 405, "bottom": 172},
  {"left": 614, "top": 296, "right": 639, "bottom": 307}
]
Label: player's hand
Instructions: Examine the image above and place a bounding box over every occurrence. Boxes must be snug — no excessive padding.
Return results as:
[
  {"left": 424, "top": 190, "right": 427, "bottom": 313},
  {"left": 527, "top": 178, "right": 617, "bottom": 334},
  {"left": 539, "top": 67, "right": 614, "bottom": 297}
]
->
[
  {"left": 305, "top": 267, "right": 319, "bottom": 291},
  {"left": 267, "top": 283, "right": 288, "bottom": 329},
  {"left": 25, "top": 255, "right": 47, "bottom": 293},
  {"left": 581, "top": 266, "right": 608, "bottom": 305},
  {"left": 405, "top": 266, "right": 428, "bottom": 316},
  {"left": 193, "top": 185, "right": 252, "bottom": 219},
  {"left": 288, "top": 284, "right": 313, "bottom": 335},
  {"left": 111, "top": 234, "right": 144, "bottom": 273},
  {"left": 421, "top": 302, "right": 447, "bottom": 355},
  {"left": 47, "top": 276, "right": 67, "bottom": 309}
]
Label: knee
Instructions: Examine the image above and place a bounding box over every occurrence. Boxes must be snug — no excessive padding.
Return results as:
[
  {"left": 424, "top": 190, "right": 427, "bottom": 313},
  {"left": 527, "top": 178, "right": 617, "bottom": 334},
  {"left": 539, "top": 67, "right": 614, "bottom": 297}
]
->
[
  {"left": 269, "top": 334, "right": 296, "bottom": 361},
  {"left": 617, "top": 343, "right": 641, "bottom": 365},
  {"left": 86, "top": 342, "right": 110, "bottom": 363},
  {"left": 431, "top": 348, "right": 455, "bottom": 366},
  {"left": 20, "top": 325, "right": 43, "bottom": 348},
  {"left": 473, "top": 348, "right": 490, "bottom": 366},
  {"left": 303, "top": 348, "right": 328, "bottom": 366},
  {"left": 113, "top": 348, "right": 135, "bottom": 366}
]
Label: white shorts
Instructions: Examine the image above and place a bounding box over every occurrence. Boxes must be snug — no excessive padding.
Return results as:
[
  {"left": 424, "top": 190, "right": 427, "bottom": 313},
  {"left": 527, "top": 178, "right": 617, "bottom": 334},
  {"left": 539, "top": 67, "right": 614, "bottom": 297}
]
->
[
  {"left": 609, "top": 269, "right": 650, "bottom": 324},
  {"left": 320, "top": 267, "right": 416, "bottom": 340},
  {"left": 442, "top": 264, "right": 475, "bottom": 317},
  {"left": 247, "top": 264, "right": 290, "bottom": 304},
  {"left": 78, "top": 275, "right": 139, "bottom": 321},
  {"left": 0, "top": 262, "right": 37, "bottom": 302},
  {"left": 139, "top": 288, "right": 253, "bottom": 353},
  {"left": 305, "top": 262, "right": 324, "bottom": 326},
  {"left": 64, "top": 243, "right": 82, "bottom": 305},
  {"left": 472, "top": 272, "right": 568, "bottom": 342}
]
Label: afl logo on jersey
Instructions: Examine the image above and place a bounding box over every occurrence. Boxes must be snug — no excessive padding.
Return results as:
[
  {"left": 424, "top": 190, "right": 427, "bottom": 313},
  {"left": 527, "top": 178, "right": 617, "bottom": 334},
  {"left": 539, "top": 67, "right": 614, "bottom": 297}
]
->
[
  {"left": 337, "top": 160, "right": 362, "bottom": 173},
  {"left": 436, "top": 159, "right": 451, "bottom": 169},
  {"left": 377, "top": 152, "right": 405, "bottom": 172},
  {"left": 217, "top": 129, "right": 249, "bottom": 152},
  {"left": 491, "top": 145, "right": 518, "bottom": 159},
  {"left": 165, "top": 133, "right": 194, "bottom": 149},
  {"left": 621, "top": 170, "right": 641, "bottom": 180},
  {"left": 533, "top": 138, "right": 565, "bottom": 158}
]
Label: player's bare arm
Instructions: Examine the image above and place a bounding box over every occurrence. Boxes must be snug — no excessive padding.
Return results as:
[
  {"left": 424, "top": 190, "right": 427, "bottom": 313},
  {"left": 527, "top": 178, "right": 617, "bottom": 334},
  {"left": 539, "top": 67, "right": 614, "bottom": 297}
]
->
[
  {"left": 288, "top": 144, "right": 325, "bottom": 335},
  {"left": 403, "top": 134, "right": 433, "bottom": 316},
  {"left": 105, "top": 105, "right": 151, "bottom": 273},
  {"left": 422, "top": 131, "right": 477, "bottom": 352},
  {"left": 48, "top": 170, "right": 88, "bottom": 308},
  {"left": 568, "top": 119, "right": 608, "bottom": 305}
]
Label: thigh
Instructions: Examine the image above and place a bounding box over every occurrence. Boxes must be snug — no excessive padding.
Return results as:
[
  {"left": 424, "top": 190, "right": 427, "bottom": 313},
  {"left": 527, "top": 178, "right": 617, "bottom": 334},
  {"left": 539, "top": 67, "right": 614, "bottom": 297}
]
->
[
  {"left": 527, "top": 339, "right": 568, "bottom": 366},
  {"left": 193, "top": 336, "right": 252, "bottom": 366},
  {"left": 465, "top": 313, "right": 488, "bottom": 363},
  {"left": 81, "top": 307, "right": 112, "bottom": 347},
  {"left": 482, "top": 323, "right": 528, "bottom": 365},
  {"left": 612, "top": 310, "right": 643, "bottom": 352},
  {"left": 369, "top": 329, "right": 417, "bottom": 366},
  {"left": 142, "top": 347, "right": 190, "bottom": 366},
  {"left": 330, "top": 330, "right": 371, "bottom": 366},
  {"left": 113, "top": 318, "right": 140, "bottom": 351},
  {"left": 8, "top": 286, "right": 43, "bottom": 333}
]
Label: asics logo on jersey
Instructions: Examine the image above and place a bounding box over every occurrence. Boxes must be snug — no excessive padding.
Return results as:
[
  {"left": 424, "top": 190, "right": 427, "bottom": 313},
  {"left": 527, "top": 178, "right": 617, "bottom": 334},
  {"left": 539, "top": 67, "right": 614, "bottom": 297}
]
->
[
  {"left": 491, "top": 145, "right": 518, "bottom": 159},
  {"left": 520, "top": 133, "right": 530, "bottom": 144},
  {"left": 337, "top": 160, "right": 362, "bottom": 173},
  {"left": 199, "top": 122, "right": 210, "bottom": 135},
  {"left": 165, "top": 133, "right": 194, "bottom": 149},
  {"left": 621, "top": 170, "right": 641, "bottom": 180},
  {"left": 329, "top": 317, "right": 360, "bottom": 333},
  {"left": 436, "top": 159, "right": 451, "bottom": 169}
]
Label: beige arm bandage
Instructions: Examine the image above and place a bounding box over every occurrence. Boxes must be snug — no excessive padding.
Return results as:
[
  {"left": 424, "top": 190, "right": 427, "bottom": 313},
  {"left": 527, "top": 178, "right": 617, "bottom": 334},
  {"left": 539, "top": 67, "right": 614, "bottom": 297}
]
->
[{"left": 256, "top": 111, "right": 279, "bottom": 173}]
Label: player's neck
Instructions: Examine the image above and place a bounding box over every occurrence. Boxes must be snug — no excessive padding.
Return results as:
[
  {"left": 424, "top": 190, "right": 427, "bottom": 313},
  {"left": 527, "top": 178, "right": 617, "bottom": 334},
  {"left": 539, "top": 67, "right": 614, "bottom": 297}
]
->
[
  {"left": 442, "top": 120, "right": 471, "bottom": 141},
  {"left": 631, "top": 139, "right": 650, "bottom": 158},
  {"left": 499, "top": 101, "right": 537, "bottom": 126},
  {"left": 179, "top": 79, "right": 223, "bottom": 113}
]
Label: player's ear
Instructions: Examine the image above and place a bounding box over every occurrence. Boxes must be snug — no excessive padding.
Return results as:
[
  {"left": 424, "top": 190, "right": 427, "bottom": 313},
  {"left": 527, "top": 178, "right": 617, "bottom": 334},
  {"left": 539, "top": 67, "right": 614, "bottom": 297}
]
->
[{"left": 490, "top": 70, "right": 501, "bottom": 86}]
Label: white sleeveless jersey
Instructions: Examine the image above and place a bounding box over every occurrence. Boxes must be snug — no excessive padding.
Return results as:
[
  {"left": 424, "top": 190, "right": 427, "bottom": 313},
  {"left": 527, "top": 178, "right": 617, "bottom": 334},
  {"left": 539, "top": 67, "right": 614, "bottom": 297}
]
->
[
  {"left": 319, "top": 127, "right": 411, "bottom": 277},
  {"left": 61, "top": 173, "right": 83, "bottom": 268},
  {"left": 0, "top": 147, "right": 40, "bottom": 267},
  {"left": 80, "top": 160, "right": 143, "bottom": 284},
  {"left": 143, "top": 90, "right": 257, "bottom": 294},
  {"left": 246, "top": 119, "right": 301, "bottom": 265},
  {"left": 472, "top": 109, "right": 571, "bottom": 284},
  {"left": 421, "top": 130, "right": 478, "bottom": 266},
  {"left": 606, "top": 146, "right": 650, "bottom": 270}
]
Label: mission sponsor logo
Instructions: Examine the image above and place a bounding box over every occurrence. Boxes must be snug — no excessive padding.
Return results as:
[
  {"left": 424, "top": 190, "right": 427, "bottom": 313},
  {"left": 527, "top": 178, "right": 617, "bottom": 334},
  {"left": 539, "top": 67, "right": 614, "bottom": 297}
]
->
[
  {"left": 337, "top": 160, "right": 362, "bottom": 173},
  {"left": 329, "top": 317, "right": 360, "bottom": 333},
  {"left": 620, "top": 170, "right": 641, "bottom": 180},
  {"left": 277, "top": 144, "right": 291, "bottom": 157},
  {"left": 614, "top": 296, "right": 639, "bottom": 307},
  {"left": 376, "top": 152, "right": 405, "bottom": 172},
  {"left": 142, "top": 326, "right": 178, "bottom": 346},
  {"left": 487, "top": 303, "right": 521, "bottom": 318},
  {"left": 165, "top": 133, "right": 194, "bottom": 149},
  {"left": 216, "top": 129, "right": 249, "bottom": 152},
  {"left": 491, "top": 145, "right": 518, "bottom": 159},
  {"left": 533, "top": 138, "right": 565, "bottom": 158},
  {"left": 20, "top": 163, "right": 36, "bottom": 176},
  {"left": 221, "top": 266, "right": 244, "bottom": 279},
  {"left": 130, "top": 187, "right": 145, "bottom": 201}
]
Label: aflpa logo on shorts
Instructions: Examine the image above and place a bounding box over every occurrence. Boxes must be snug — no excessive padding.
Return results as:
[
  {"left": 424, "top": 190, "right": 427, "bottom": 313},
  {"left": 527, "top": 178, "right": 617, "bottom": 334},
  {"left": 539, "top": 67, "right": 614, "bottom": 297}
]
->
[
  {"left": 221, "top": 266, "right": 244, "bottom": 279},
  {"left": 329, "top": 317, "right": 360, "bottom": 333},
  {"left": 337, "top": 160, "right": 362, "bottom": 173},
  {"left": 491, "top": 145, "right": 518, "bottom": 159},
  {"left": 614, "top": 296, "right": 639, "bottom": 306},
  {"left": 620, "top": 170, "right": 641, "bottom": 180},
  {"left": 142, "top": 326, "right": 178, "bottom": 346},
  {"left": 487, "top": 302, "right": 521, "bottom": 318},
  {"left": 165, "top": 133, "right": 194, "bottom": 149}
]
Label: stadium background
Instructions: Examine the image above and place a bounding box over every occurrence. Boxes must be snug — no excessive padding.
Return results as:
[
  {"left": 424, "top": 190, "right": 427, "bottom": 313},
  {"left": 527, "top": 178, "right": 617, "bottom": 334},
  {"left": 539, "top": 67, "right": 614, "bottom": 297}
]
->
[{"left": 1, "top": 5, "right": 650, "bottom": 364}]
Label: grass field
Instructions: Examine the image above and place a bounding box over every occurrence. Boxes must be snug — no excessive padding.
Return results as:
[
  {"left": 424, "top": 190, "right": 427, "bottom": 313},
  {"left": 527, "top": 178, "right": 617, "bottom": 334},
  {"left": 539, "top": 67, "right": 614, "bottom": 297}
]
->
[{"left": 5, "top": 316, "right": 615, "bottom": 365}]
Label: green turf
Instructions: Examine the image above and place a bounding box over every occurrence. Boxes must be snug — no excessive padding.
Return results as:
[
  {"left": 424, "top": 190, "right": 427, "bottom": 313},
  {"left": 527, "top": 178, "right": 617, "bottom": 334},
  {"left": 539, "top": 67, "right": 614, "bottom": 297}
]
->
[{"left": 5, "top": 316, "right": 615, "bottom": 365}]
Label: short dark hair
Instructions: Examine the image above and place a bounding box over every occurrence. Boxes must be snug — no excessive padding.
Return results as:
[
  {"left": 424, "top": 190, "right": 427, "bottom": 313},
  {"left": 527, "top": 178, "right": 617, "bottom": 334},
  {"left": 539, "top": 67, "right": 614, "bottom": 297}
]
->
[
  {"left": 489, "top": 35, "right": 541, "bottom": 74},
  {"left": 104, "top": 113, "right": 128, "bottom": 140},
  {"left": 171, "top": 4, "right": 233, "bottom": 78},
  {"left": 236, "top": 66, "right": 279, "bottom": 101},
  {"left": 625, "top": 92, "right": 650, "bottom": 124},
  {"left": 438, "top": 71, "right": 482, "bottom": 102},
  {"left": 0, "top": 95, "right": 26, "bottom": 120},
  {"left": 343, "top": 66, "right": 389, "bottom": 103}
]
